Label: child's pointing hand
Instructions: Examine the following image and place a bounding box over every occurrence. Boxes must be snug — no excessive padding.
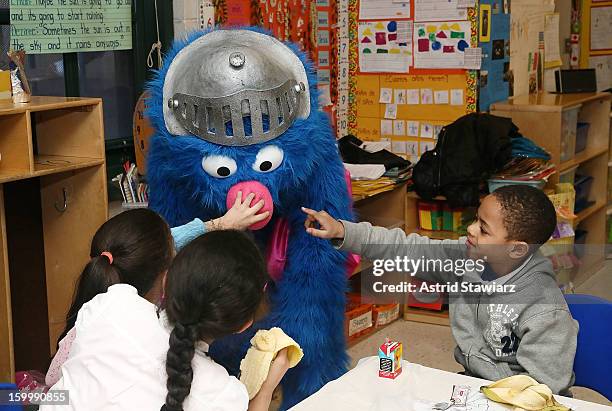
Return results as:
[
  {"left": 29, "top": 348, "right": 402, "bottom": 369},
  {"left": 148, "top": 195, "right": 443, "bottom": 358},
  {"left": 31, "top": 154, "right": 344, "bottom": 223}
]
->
[{"left": 301, "top": 207, "right": 345, "bottom": 240}]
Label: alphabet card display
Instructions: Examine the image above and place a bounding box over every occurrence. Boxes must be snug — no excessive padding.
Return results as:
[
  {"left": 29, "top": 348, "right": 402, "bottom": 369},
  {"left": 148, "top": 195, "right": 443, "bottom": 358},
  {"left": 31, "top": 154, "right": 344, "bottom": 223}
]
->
[{"left": 413, "top": 21, "right": 472, "bottom": 68}]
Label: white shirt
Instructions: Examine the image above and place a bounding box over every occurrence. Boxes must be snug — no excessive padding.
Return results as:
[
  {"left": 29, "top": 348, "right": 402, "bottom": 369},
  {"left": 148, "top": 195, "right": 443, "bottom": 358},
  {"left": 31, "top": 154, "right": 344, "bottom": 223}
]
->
[{"left": 41, "top": 284, "right": 248, "bottom": 411}]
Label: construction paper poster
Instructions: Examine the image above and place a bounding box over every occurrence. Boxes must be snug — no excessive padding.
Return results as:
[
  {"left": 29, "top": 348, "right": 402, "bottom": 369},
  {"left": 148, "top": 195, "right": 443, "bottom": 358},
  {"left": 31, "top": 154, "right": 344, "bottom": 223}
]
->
[
  {"left": 358, "top": 20, "right": 413, "bottom": 73},
  {"left": 413, "top": 21, "right": 472, "bottom": 68}
]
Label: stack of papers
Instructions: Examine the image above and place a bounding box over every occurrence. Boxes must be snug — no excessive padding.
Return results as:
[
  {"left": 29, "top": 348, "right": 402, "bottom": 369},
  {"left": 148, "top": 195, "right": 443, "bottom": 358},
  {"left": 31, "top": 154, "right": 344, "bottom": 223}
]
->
[{"left": 352, "top": 177, "right": 399, "bottom": 197}]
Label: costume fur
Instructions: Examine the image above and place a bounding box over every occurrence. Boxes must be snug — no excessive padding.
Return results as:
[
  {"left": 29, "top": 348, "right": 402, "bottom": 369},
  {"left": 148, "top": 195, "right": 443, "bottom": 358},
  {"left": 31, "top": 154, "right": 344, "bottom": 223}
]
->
[{"left": 146, "top": 28, "right": 353, "bottom": 409}]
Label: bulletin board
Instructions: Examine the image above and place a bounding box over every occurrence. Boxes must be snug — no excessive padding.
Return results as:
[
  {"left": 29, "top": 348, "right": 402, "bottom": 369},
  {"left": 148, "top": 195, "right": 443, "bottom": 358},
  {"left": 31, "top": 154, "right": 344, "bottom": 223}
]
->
[
  {"left": 346, "top": 0, "right": 478, "bottom": 164},
  {"left": 579, "top": 0, "right": 612, "bottom": 91}
]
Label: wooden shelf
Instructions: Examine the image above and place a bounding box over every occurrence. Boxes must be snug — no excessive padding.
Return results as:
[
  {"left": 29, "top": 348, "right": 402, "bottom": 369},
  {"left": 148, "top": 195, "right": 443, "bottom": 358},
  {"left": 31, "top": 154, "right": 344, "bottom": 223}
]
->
[
  {"left": 33, "top": 156, "right": 104, "bottom": 178},
  {"left": 0, "top": 156, "right": 104, "bottom": 184},
  {"left": 490, "top": 92, "right": 611, "bottom": 113},
  {"left": 347, "top": 318, "right": 400, "bottom": 348},
  {"left": 0, "top": 96, "right": 101, "bottom": 115},
  {"left": 415, "top": 229, "right": 463, "bottom": 240},
  {"left": 407, "top": 191, "right": 486, "bottom": 202},
  {"left": 403, "top": 306, "right": 450, "bottom": 326},
  {"left": 0, "top": 97, "right": 108, "bottom": 382},
  {"left": 558, "top": 146, "right": 608, "bottom": 172},
  {"left": 575, "top": 201, "right": 606, "bottom": 224}
]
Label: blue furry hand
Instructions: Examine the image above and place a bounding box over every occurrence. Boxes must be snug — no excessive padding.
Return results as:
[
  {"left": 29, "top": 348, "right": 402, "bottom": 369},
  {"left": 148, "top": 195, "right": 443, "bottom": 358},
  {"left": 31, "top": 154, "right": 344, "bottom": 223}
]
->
[{"left": 302, "top": 207, "right": 345, "bottom": 240}]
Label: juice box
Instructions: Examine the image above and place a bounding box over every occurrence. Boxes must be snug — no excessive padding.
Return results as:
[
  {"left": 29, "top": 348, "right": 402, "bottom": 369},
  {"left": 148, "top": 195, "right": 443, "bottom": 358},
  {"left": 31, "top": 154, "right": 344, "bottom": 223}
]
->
[{"left": 378, "top": 339, "right": 402, "bottom": 379}]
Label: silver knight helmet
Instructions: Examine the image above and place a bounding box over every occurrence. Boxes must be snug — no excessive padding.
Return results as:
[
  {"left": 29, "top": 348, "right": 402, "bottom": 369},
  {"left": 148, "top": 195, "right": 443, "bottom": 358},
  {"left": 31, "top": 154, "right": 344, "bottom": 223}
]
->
[{"left": 163, "top": 29, "right": 311, "bottom": 146}]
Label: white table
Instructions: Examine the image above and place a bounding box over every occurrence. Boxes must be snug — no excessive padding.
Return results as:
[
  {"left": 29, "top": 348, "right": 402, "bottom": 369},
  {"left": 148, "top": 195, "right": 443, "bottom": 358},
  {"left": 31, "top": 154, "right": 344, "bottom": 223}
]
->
[{"left": 290, "top": 357, "right": 611, "bottom": 410}]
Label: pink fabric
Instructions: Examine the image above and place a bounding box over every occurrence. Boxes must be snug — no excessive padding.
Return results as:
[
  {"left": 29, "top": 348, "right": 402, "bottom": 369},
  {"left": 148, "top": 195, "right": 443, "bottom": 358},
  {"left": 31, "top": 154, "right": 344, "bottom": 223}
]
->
[
  {"left": 266, "top": 218, "right": 290, "bottom": 282},
  {"left": 344, "top": 169, "right": 361, "bottom": 277},
  {"left": 45, "top": 327, "right": 76, "bottom": 386},
  {"left": 226, "top": 181, "right": 274, "bottom": 230},
  {"left": 263, "top": 169, "right": 361, "bottom": 283}
]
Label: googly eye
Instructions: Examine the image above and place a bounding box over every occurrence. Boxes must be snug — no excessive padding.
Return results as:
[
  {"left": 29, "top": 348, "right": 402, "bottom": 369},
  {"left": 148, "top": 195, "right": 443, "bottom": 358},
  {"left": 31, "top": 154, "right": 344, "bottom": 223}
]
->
[
  {"left": 202, "top": 155, "right": 237, "bottom": 179},
  {"left": 252, "top": 145, "right": 284, "bottom": 173}
]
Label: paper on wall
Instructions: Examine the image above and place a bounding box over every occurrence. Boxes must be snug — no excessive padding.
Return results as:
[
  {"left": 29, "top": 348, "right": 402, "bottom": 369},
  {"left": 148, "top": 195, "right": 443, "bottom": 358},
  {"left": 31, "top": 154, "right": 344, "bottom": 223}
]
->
[
  {"left": 420, "top": 88, "right": 433, "bottom": 104},
  {"left": 450, "top": 89, "right": 464, "bottom": 105},
  {"left": 380, "top": 88, "right": 393, "bottom": 103},
  {"left": 392, "top": 140, "right": 408, "bottom": 154},
  {"left": 420, "top": 140, "right": 435, "bottom": 154},
  {"left": 413, "top": 21, "right": 472, "bottom": 69},
  {"left": 385, "top": 103, "right": 398, "bottom": 119},
  {"left": 457, "top": 0, "right": 476, "bottom": 8},
  {"left": 434, "top": 90, "right": 449, "bottom": 104},
  {"left": 543, "top": 13, "right": 562, "bottom": 68},
  {"left": 394, "top": 89, "right": 407, "bottom": 104},
  {"left": 414, "top": 0, "right": 467, "bottom": 22},
  {"left": 407, "top": 121, "right": 420, "bottom": 136},
  {"left": 360, "top": 0, "right": 410, "bottom": 20},
  {"left": 393, "top": 120, "right": 406, "bottom": 135},
  {"left": 406, "top": 140, "right": 419, "bottom": 157},
  {"left": 589, "top": 55, "right": 612, "bottom": 91},
  {"left": 420, "top": 123, "right": 434, "bottom": 138},
  {"left": 463, "top": 47, "right": 482, "bottom": 69},
  {"left": 381, "top": 119, "right": 394, "bottom": 136},
  {"left": 319, "top": 84, "right": 332, "bottom": 107},
  {"left": 407, "top": 89, "right": 420, "bottom": 104},
  {"left": 509, "top": 0, "right": 555, "bottom": 97},
  {"left": 590, "top": 6, "right": 612, "bottom": 51},
  {"left": 359, "top": 20, "right": 413, "bottom": 73}
]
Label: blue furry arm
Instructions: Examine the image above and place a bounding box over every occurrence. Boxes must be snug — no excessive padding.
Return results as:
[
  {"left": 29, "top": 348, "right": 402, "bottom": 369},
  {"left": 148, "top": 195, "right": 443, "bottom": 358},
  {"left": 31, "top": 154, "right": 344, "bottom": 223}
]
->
[{"left": 171, "top": 218, "right": 206, "bottom": 251}]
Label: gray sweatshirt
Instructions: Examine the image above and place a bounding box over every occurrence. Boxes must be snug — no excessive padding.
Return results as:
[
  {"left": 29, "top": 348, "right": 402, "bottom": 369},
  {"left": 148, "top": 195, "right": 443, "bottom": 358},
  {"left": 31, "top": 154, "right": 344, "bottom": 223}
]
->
[{"left": 337, "top": 220, "right": 578, "bottom": 395}]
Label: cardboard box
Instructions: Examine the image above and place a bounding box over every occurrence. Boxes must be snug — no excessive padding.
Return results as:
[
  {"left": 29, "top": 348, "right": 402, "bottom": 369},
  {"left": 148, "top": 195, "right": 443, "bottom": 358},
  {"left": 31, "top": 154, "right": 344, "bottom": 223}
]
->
[{"left": 0, "top": 71, "right": 11, "bottom": 101}]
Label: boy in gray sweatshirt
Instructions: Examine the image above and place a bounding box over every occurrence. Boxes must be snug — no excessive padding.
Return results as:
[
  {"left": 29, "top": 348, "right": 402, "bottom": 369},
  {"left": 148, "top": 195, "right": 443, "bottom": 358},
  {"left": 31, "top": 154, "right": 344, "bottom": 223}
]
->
[{"left": 303, "top": 185, "right": 578, "bottom": 395}]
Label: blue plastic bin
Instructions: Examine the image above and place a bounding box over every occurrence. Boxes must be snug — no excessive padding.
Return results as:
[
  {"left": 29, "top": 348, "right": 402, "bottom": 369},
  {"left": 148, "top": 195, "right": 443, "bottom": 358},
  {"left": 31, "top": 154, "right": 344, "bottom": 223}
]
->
[
  {"left": 574, "top": 174, "right": 594, "bottom": 212},
  {"left": 0, "top": 383, "right": 23, "bottom": 410},
  {"left": 575, "top": 122, "right": 590, "bottom": 154},
  {"left": 487, "top": 179, "right": 546, "bottom": 193}
]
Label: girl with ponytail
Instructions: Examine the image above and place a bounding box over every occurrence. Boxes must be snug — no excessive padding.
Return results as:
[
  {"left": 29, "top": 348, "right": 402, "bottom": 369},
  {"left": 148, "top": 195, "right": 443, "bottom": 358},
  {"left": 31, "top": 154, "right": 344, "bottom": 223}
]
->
[
  {"left": 45, "top": 208, "right": 174, "bottom": 387},
  {"left": 42, "top": 230, "right": 286, "bottom": 411}
]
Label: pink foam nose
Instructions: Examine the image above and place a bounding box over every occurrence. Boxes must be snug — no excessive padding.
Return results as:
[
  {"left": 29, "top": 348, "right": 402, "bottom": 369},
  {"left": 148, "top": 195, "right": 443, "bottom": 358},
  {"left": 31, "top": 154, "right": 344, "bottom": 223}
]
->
[{"left": 226, "top": 181, "right": 274, "bottom": 230}]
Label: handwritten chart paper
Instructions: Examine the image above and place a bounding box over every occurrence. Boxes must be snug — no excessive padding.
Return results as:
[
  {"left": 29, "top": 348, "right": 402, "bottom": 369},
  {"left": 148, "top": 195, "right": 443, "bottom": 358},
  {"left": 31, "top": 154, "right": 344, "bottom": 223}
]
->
[
  {"left": 414, "top": 0, "right": 467, "bottom": 22},
  {"left": 10, "top": 0, "right": 132, "bottom": 54},
  {"left": 359, "top": 20, "right": 412, "bottom": 73},
  {"left": 413, "top": 21, "right": 472, "bottom": 68},
  {"left": 359, "top": 0, "right": 410, "bottom": 20},
  {"left": 589, "top": 55, "right": 612, "bottom": 91},
  {"left": 543, "top": 13, "right": 562, "bottom": 67},
  {"left": 590, "top": 6, "right": 612, "bottom": 51}
]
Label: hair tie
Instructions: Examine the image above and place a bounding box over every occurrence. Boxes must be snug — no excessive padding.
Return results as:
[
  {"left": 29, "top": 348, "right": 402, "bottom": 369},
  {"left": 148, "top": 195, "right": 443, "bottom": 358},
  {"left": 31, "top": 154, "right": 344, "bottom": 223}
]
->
[{"left": 100, "top": 251, "right": 113, "bottom": 265}]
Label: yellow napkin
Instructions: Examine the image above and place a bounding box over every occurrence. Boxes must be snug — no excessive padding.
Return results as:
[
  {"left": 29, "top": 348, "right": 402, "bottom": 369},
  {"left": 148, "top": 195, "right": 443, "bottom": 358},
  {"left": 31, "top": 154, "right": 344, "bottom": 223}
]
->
[
  {"left": 239, "top": 327, "right": 303, "bottom": 399},
  {"left": 480, "top": 375, "right": 570, "bottom": 411}
]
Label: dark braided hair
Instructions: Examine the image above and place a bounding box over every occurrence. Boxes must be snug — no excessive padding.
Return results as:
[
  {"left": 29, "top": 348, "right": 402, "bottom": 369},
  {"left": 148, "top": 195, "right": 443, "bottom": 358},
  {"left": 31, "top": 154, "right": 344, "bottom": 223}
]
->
[
  {"left": 492, "top": 185, "right": 557, "bottom": 248},
  {"left": 161, "top": 230, "right": 268, "bottom": 411}
]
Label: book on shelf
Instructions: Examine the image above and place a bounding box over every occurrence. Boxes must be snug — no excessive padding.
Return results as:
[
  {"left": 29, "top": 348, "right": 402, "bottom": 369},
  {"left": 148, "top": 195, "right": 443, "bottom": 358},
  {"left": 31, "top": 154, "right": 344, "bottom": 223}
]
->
[{"left": 112, "top": 163, "right": 149, "bottom": 207}]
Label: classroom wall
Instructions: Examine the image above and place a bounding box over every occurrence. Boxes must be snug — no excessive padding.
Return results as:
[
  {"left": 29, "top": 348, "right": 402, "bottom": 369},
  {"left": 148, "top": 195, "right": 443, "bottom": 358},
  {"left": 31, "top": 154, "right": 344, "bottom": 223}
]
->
[{"left": 173, "top": 0, "right": 208, "bottom": 39}]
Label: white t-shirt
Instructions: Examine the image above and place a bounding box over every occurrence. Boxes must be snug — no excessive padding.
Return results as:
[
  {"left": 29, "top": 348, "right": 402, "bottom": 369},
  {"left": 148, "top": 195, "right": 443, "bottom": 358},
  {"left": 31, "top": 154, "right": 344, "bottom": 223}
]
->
[{"left": 41, "top": 284, "right": 248, "bottom": 411}]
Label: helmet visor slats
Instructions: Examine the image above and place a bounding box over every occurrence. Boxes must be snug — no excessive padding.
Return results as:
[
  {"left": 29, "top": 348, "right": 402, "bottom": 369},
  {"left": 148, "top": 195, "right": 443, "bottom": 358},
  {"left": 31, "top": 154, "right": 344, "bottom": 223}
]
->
[{"left": 170, "top": 79, "right": 303, "bottom": 146}]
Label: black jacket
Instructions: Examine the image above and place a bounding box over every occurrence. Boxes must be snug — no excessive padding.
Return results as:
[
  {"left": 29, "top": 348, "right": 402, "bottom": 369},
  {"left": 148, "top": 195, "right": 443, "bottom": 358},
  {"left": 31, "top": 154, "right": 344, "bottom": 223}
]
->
[{"left": 413, "top": 113, "right": 517, "bottom": 207}]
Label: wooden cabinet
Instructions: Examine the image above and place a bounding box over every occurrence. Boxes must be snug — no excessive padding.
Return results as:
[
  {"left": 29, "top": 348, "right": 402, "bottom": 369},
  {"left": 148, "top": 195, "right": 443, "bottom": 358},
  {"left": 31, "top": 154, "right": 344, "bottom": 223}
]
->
[
  {"left": 491, "top": 92, "right": 611, "bottom": 286},
  {"left": 0, "top": 97, "right": 108, "bottom": 382}
]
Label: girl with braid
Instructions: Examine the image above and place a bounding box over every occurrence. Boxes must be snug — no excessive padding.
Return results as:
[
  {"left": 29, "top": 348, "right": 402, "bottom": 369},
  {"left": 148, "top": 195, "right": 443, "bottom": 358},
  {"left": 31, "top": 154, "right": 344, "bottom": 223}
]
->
[{"left": 160, "top": 232, "right": 289, "bottom": 411}]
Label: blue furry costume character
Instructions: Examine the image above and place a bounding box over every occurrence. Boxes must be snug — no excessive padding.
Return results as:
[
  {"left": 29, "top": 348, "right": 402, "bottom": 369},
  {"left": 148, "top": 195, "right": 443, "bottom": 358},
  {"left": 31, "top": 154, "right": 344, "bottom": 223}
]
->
[{"left": 146, "top": 28, "right": 353, "bottom": 409}]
